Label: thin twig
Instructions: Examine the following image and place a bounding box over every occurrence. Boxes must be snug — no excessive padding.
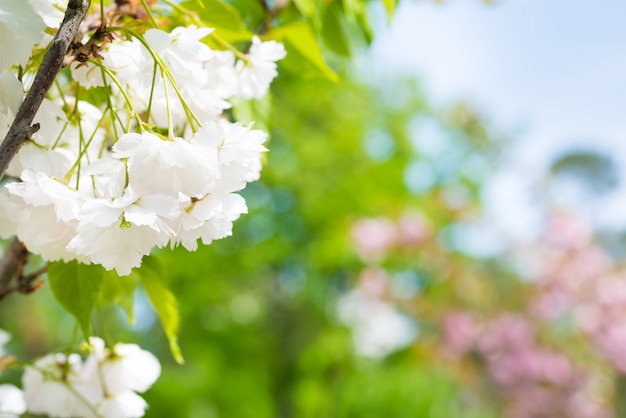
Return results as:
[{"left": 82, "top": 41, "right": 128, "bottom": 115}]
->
[
  {"left": 0, "top": 0, "right": 91, "bottom": 180},
  {"left": 18, "top": 265, "right": 50, "bottom": 294}
]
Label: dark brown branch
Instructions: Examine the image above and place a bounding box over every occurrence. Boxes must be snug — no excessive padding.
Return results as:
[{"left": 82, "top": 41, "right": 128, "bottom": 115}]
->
[
  {"left": 0, "top": 239, "right": 29, "bottom": 301},
  {"left": 0, "top": 0, "right": 91, "bottom": 180},
  {"left": 0, "top": 238, "right": 49, "bottom": 301}
]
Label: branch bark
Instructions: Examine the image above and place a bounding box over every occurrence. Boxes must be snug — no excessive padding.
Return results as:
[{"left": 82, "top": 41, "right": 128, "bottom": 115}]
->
[
  {"left": 0, "top": 239, "right": 28, "bottom": 300},
  {"left": 0, "top": 0, "right": 91, "bottom": 180},
  {"left": 0, "top": 0, "right": 91, "bottom": 300}
]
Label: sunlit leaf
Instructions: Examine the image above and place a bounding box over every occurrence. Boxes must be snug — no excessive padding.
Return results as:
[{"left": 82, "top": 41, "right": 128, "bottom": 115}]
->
[
  {"left": 233, "top": 94, "right": 272, "bottom": 132},
  {"left": 380, "top": 0, "right": 397, "bottom": 22},
  {"left": 342, "top": 0, "right": 362, "bottom": 22},
  {"left": 340, "top": 0, "right": 374, "bottom": 44},
  {"left": 181, "top": 0, "right": 252, "bottom": 42},
  {"left": 100, "top": 270, "right": 138, "bottom": 324},
  {"left": 139, "top": 259, "right": 184, "bottom": 364},
  {"left": 322, "top": 3, "right": 351, "bottom": 57},
  {"left": 269, "top": 21, "right": 339, "bottom": 82},
  {"left": 292, "top": 0, "right": 317, "bottom": 18}
]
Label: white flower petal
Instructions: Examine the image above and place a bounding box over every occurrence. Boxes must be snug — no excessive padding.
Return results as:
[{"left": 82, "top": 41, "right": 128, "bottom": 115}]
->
[{"left": 0, "top": 384, "right": 26, "bottom": 415}]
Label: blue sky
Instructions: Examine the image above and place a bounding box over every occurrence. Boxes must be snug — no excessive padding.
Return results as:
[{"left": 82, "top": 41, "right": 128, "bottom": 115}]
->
[{"left": 363, "top": 0, "right": 626, "bottom": 242}]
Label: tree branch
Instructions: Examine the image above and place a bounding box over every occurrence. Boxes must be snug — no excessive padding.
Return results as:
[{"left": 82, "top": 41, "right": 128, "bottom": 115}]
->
[
  {"left": 0, "top": 238, "right": 48, "bottom": 301},
  {"left": 0, "top": 0, "right": 91, "bottom": 180},
  {"left": 0, "top": 239, "right": 28, "bottom": 301},
  {"left": 0, "top": 0, "right": 90, "bottom": 301}
]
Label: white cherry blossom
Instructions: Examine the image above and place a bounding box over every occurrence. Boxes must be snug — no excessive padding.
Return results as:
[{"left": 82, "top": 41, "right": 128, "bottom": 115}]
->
[
  {"left": 235, "top": 36, "right": 286, "bottom": 99},
  {"left": 173, "top": 192, "right": 247, "bottom": 251},
  {"left": 103, "top": 39, "right": 150, "bottom": 86},
  {"left": 0, "top": 72, "right": 22, "bottom": 142},
  {"left": 192, "top": 120, "right": 268, "bottom": 190},
  {"left": 0, "top": 72, "right": 22, "bottom": 116},
  {"left": 85, "top": 158, "right": 127, "bottom": 199},
  {"left": 6, "top": 98, "right": 71, "bottom": 178},
  {"left": 28, "top": 0, "right": 68, "bottom": 28},
  {"left": 97, "top": 391, "right": 149, "bottom": 418},
  {"left": 22, "top": 353, "right": 100, "bottom": 418},
  {"left": 22, "top": 339, "right": 160, "bottom": 418},
  {"left": 3, "top": 171, "right": 85, "bottom": 262},
  {"left": 0, "top": 2, "right": 45, "bottom": 69},
  {"left": 98, "top": 342, "right": 161, "bottom": 394},
  {"left": 143, "top": 26, "right": 213, "bottom": 80},
  {"left": 70, "top": 61, "right": 105, "bottom": 89},
  {"left": 113, "top": 132, "right": 217, "bottom": 198},
  {"left": 68, "top": 187, "right": 180, "bottom": 275},
  {"left": 0, "top": 384, "right": 26, "bottom": 416}
]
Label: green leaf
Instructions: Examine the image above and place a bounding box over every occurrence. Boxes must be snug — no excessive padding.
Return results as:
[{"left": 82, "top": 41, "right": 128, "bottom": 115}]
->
[
  {"left": 48, "top": 261, "right": 104, "bottom": 338},
  {"left": 355, "top": 9, "right": 374, "bottom": 45},
  {"left": 341, "top": 0, "right": 363, "bottom": 23},
  {"left": 270, "top": 22, "right": 339, "bottom": 82},
  {"left": 225, "top": 0, "right": 267, "bottom": 31},
  {"left": 233, "top": 94, "right": 272, "bottom": 132},
  {"left": 181, "top": 0, "right": 252, "bottom": 43},
  {"left": 340, "top": 0, "right": 374, "bottom": 44},
  {"left": 322, "top": 3, "right": 351, "bottom": 57},
  {"left": 100, "top": 270, "right": 138, "bottom": 325},
  {"left": 139, "top": 259, "right": 184, "bottom": 364},
  {"left": 292, "top": 0, "right": 317, "bottom": 18},
  {"left": 380, "top": 0, "right": 397, "bottom": 22}
]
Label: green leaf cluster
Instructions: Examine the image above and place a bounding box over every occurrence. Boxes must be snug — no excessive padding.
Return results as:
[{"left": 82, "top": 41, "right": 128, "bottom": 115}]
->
[
  {"left": 47, "top": 258, "right": 183, "bottom": 364},
  {"left": 170, "top": 0, "right": 398, "bottom": 82}
]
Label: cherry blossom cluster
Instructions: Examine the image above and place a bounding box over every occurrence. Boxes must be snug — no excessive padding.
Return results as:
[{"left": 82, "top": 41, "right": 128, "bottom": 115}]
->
[
  {"left": 0, "top": 331, "right": 160, "bottom": 417},
  {"left": 438, "top": 212, "right": 626, "bottom": 417},
  {"left": 0, "top": 3, "right": 285, "bottom": 275},
  {"left": 442, "top": 311, "right": 608, "bottom": 418},
  {"left": 350, "top": 211, "right": 431, "bottom": 262},
  {"left": 527, "top": 212, "right": 626, "bottom": 374},
  {"left": 0, "top": 121, "right": 268, "bottom": 275},
  {"left": 70, "top": 28, "right": 286, "bottom": 129},
  {"left": 19, "top": 337, "right": 159, "bottom": 418}
]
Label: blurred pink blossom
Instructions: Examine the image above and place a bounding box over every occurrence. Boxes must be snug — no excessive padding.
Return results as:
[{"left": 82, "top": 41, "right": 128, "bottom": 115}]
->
[
  {"left": 441, "top": 311, "right": 481, "bottom": 357},
  {"left": 529, "top": 285, "right": 572, "bottom": 321},
  {"left": 440, "top": 310, "right": 606, "bottom": 418},
  {"left": 351, "top": 211, "right": 432, "bottom": 262},
  {"left": 543, "top": 211, "right": 592, "bottom": 250},
  {"left": 357, "top": 268, "right": 389, "bottom": 299},
  {"left": 530, "top": 213, "right": 626, "bottom": 377},
  {"left": 351, "top": 217, "right": 397, "bottom": 261},
  {"left": 397, "top": 211, "right": 431, "bottom": 246}
]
